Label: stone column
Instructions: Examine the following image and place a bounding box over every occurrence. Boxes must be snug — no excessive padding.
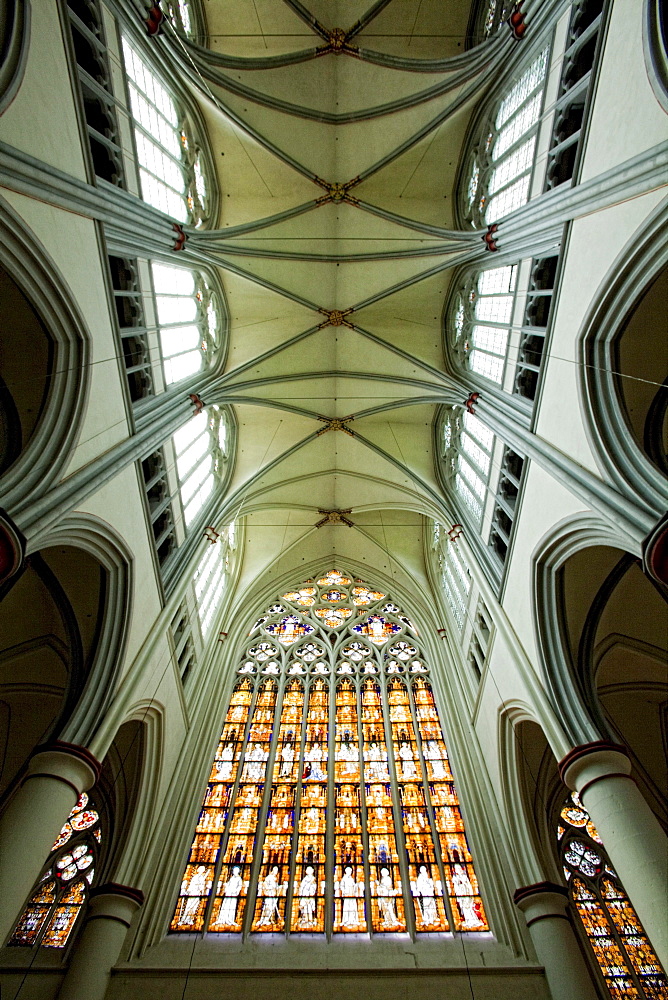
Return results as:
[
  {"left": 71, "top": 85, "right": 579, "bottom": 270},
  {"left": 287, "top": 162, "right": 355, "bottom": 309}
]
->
[
  {"left": 514, "top": 882, "right": 599, "bottom": 1000},
  {"left": 0, "top": 741, "right": 101, "bottom": 943},
  {"left": 58, "top": 884, "right": 144, "bottom": 1000},
  {"left": 560, "top": 740, "right": 668, "bottom": 969}
]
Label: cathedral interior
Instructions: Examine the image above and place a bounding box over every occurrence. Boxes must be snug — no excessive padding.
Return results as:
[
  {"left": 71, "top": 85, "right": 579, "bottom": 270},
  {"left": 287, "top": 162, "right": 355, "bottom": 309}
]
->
[{"left": 0, "top": 0, "right": 666, "bottom": 997}]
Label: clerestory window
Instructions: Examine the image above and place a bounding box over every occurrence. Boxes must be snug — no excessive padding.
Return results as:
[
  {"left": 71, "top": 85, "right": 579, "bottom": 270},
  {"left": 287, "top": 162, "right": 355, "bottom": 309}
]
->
[
  {"left": 170, "top": 569, "right": 489, "bottom": 938},
  {"left": 464, "top": 49, "right": 548, "bottom": 227},
  {"left": 121, "top": 36, "right": 208, "bottom": 224},
  {"left": 172, "top": 407, "right": 229, "bottom": 529}
]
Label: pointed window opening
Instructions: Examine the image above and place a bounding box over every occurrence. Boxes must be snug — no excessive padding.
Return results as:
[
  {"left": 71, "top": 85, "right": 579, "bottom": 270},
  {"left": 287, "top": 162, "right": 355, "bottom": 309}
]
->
[{"left": 170, "top": 570, "right": 489, "bottom": 938}]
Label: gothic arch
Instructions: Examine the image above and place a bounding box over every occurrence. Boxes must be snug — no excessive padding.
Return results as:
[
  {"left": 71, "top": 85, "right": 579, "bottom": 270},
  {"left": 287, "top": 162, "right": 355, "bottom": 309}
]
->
[
  {"left": 25, "top": 513, "right": 133, "bottom": 751},
  {"left": 0, "top": 0, "right": 30, "bottom": 115},
  {"left": 498, "top": 707, "right": 563, "bottom": 886},
  {"left": 533, "top": 516, "right": 668, "bottom": 825},
  {"left": 642, "top": 0, "right": 668, "bottom": 111},
  {"left": 532, "top": 515, "right": 632, "bottom": 746},
  {"left": 578, "top": 200, "right": 668, "bottom": 513},
  {"left": 0, "top": 196, "right": 90, "bottom": 511}
]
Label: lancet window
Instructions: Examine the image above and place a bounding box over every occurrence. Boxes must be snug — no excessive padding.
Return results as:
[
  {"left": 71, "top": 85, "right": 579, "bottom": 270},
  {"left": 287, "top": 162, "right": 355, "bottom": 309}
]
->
[
  {"left": 171, "top": 570, "right": 489, "bottom": 938},
  {"left": 9, "top": 794, "right": 101, "bottom": 950},
  {"left": 172, "top": 406, "right": 229, "bottom": 529},
  {"left": 558, "top": 792, "right": 667, "bottom": 997},
  {"left": 432, "top": 523, "right": 471, "bottom": 631},
  {"left": 195, "top": 522, "right": 237, "bottom": 639},
  {"left": 446, "top": 250, "right": 560, "bottom": 405},
  {"left": 464, "top": 48, "right": 548, "bottom": 227},
  {"left": 121, "top": 36, "right": 207, "bottom": 224},
  {"left": 438, "top": 409, "right": 526, "bottom": 573}
]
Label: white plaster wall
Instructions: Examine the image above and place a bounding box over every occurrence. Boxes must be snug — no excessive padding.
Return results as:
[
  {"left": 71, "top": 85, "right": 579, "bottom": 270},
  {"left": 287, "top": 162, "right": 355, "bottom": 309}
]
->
[
  {"left": 535, "top": 189, "right": 665, "bottom": 474},
  {"left": 580, "top": 0, "right": 668, "bottom": 183},
  {"left": 0, "top": 0, "right": 87, "bottom": 180}
]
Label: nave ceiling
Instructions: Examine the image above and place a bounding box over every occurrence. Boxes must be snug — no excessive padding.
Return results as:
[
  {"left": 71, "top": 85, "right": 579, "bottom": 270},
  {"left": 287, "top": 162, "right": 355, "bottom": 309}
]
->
[{"left": 172, "top": 0, "right": 507, "bottom": 602}]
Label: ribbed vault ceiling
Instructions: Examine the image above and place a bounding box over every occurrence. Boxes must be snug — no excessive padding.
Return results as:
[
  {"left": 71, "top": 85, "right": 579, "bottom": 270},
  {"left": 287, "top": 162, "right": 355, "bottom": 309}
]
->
[{"left": 171, "top": 0, "right": 507, "bottom": 598}]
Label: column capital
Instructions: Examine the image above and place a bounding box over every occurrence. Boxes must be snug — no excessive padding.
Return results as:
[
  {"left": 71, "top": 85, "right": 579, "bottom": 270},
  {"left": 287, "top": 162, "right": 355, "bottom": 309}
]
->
[
  {"left": 558, "top": 740, "right": 631, "bottom": 794},
  {"left": 514, "top": 882, "right": 570, "bottom": 923},
  {"left": 26, "top": 741, "right": 103, "bottom": 797},
  {"left": 90, "top": 883, "right": 145, "bottom": 907},
  {"left": 514, "top": 881, "right": 568, "bottom": 907},
  {"left": 87, "top": 883, "right": 144, "bottom": 928}
]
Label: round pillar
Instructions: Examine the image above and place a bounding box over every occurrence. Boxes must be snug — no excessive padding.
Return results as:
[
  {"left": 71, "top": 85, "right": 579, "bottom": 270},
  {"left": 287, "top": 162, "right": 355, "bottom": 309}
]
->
[
  {"left": 514, "top": 882, "right": 598, "bottom": 1000},
  {"left": 560, "top": 740, "right": 668, "bottom": 968},
  {"left": 0, "top": 741, "right": 101, "bottom": 943},
  {"left": 58, "top": 884, "right": 144, "bottom": 1000}
]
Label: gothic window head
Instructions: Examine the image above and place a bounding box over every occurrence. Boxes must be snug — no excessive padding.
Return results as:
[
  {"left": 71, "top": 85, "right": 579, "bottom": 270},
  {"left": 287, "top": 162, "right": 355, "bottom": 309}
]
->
[
  {"left": 558, "top": 792, "right": 667, "bottom": 997},
  {"left": 170, "top": 570, "right": 489, "bottom": 937},
  {"left": 9, "top": 794, "right": 102, "bottom": 950}
]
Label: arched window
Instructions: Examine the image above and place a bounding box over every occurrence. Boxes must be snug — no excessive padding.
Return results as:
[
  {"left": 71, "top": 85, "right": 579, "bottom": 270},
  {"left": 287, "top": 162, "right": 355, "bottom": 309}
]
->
[
  {"left": 170, "top": 570, "right": 489, "bottom": 937},
  {"left": 438, "top": 409, "right": 526, "bottom": 570},
  {"left": 108, "top": 256, "right": 223, "bottom": 403},
  {"left": 9, "top": 794, "right": 101, "bottom": 949},
  {"left": 465, "top": 48, "right": 548, "bottom": 227},
  {"left": 195, "top": 522, "right": 237, "bottom": 639},
  {"left": 558, "top": 792, "right": 667, "bottom": 997},
  {"left": 173, "top": 407, "right": 228, "bottom": 529},
  {"left": 446, "top": 254, "right": 559, "bottom": 400},
  {"left": 431, "top": 523, "right": 471, "bottom": 631},
  {"left": 121, "top": 36, "right": 207, "bottom": 224}
]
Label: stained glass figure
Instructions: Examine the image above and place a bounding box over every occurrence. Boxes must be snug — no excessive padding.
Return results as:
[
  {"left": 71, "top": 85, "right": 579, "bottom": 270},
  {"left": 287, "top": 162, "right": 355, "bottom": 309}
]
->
[
  {"left": 559, "top": 792, "right": 667, "bottom": 997},
  {"left": 10, "top": 794, "right": 102, "bottom": 949},
  {"left": 171, "top": 569, "right": 489, "bottom": 940}
]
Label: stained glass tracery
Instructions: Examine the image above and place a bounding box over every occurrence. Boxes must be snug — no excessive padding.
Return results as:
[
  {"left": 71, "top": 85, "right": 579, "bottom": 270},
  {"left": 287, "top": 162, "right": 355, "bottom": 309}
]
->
[
  {"left": 10, "top": 794, "right": 101, "bottom": 949},
  {"left": 171, "top": 570, "right": 489, "bottom": 938},
  {"left": 559, "top": 792, "right": 667, "bottom": 998}
]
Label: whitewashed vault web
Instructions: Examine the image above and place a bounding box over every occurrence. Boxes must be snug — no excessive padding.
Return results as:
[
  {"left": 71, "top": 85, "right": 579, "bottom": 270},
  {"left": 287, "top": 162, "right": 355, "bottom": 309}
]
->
[{"left": 171, "top": 569, "right": 488, "bottom": 938}]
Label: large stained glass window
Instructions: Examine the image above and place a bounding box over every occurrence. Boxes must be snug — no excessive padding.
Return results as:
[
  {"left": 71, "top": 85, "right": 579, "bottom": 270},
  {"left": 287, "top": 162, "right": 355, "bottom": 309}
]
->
[
  {"left": 171, "top": 569, "right": 489, "bottom": 938},
  {"left": 558, "top": 792, "right": 667, "bottom": 998},
  {"left": 10, "top": 794, "right": 101, "bottom": 949}
]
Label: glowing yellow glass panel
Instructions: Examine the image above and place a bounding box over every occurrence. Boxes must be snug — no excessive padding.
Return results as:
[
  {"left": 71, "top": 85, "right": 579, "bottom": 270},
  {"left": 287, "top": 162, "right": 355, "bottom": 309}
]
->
[
  {"left": 252, "top": 680, "right": 304, "bottom": 931},
  {"left": 386, "top": 678, "right": 447, "bottom": 932},
  {"left": 412, "top": 679, "right": 488, "bottom": 931},
  {"left": 42, "top": 882, "right": 86, "bottom": 948},
  {"left": 171, "top": 679, "right": 252, "bottom": 931},
  {"left": 9, "top": 882, "right": 56, "bottom": 945},
  {"left": 209, "top": 680, "right": 276, "bottom": 931},
  {"left": 292, "top": 678, "right": 329, "bottom": 932}
]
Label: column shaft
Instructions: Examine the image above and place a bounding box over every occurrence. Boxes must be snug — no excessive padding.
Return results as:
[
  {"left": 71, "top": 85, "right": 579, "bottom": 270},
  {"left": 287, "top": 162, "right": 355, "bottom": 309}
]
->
[
  {"left": 0, "top": 745, "right": 100, "bottom": 944},
  {"left": 515, "top": 884, "right": 599, "bottom": 1000},
  {"left": 58, "top": 886, "right": 144, "bottom": 1000}
]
